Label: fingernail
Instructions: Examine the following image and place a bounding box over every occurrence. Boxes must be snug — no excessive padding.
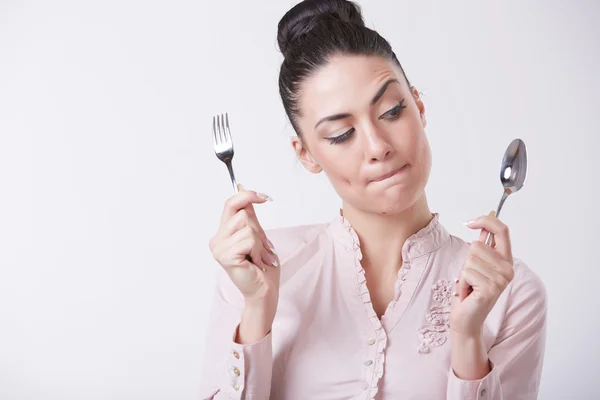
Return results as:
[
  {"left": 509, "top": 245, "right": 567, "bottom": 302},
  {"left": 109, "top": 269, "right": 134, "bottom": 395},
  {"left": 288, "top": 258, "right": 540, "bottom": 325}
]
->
[
  {"left": 237, "top": 183, "right": 245, "bottom": 191},
  {"left": 453, "top": 292, "right": 459, "bottom": 297},
  {"left": 463, "top": 220, "right": 475, "bottom": 226},
  {"left": 454, "top": 277, "right": 459, "bottom": 284},
  {"left": 257, "top": 192, "right": 273, "bottom": 201},
  {"left": 272, "top": 259, "right": 279, "bottom": 267},
  {"left": 266, "top": 238, "right": 277, "bottom": 254},
  {"left": 489, "top": 211, "right": 496, "bottom": 217}
]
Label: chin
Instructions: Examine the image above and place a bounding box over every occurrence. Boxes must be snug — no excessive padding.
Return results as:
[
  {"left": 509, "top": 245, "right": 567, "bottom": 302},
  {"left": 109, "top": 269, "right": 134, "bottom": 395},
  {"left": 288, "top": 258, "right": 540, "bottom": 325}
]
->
[{"left": 366, "top": 185, "right": 423, "bottom": 215}]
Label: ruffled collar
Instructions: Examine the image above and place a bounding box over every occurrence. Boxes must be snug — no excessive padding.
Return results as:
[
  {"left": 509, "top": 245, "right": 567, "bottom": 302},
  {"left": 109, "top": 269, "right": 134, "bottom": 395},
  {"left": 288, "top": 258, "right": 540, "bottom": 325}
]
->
[
  {"left": 330, "top": 210, "right": 450, "bottom": 262},
  {"left": 327, "top": 210, "right": 450, "bottom": 398}
]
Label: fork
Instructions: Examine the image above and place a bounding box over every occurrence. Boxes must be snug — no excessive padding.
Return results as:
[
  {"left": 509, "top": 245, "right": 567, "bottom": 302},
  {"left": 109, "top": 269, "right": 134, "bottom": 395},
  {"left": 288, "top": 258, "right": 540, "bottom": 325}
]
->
[{"left": 212, "top": 113, "right": 239, "bottom": 193}]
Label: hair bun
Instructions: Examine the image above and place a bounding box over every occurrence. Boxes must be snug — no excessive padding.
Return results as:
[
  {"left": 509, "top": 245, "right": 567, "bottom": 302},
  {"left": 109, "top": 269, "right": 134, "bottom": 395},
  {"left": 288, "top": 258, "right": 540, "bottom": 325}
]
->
[{"left": 277, "top": 0, "right": 364, "bottom": 57}]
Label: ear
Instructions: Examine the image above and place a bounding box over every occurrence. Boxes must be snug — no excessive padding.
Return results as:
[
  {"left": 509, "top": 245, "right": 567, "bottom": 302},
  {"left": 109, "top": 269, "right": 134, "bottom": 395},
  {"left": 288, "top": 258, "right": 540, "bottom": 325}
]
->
[
  {"left": 411, "top": 86, "right": 426, "bottom": 128},
  {"left": 291, "top": 136, "right": 322, "bottom": 174}
]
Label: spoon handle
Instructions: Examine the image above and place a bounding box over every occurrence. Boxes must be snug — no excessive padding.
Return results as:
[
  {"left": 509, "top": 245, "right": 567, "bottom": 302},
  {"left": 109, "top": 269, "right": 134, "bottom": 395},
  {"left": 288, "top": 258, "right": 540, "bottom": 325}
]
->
[{"left": 485, "top": 191, "right": 509, "bottom": 246}]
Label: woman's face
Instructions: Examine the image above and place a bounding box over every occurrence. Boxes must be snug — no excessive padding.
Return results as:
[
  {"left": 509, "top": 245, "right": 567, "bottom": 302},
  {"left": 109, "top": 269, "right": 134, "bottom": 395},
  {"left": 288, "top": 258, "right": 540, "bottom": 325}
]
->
[{"left": 292, "top": 54, "right": 432, "bottom": 215}]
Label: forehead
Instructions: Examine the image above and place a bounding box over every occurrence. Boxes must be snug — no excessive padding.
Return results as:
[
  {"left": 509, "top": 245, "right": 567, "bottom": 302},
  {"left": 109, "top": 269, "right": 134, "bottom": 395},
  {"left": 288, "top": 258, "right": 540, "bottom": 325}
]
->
[{"left": 298, "top": 55, "right": 404, "bottom": 119}]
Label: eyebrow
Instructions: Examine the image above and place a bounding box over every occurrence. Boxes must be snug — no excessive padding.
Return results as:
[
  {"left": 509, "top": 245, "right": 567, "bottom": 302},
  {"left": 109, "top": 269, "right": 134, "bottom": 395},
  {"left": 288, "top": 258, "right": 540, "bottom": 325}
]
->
[{"left": 314, "top": 78, "right": 401, "bottom": 129}]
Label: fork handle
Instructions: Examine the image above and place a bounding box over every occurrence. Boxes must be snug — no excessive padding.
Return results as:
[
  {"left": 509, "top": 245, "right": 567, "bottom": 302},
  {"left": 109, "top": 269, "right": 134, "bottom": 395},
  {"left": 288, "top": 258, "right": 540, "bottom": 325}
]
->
[{"left": 226, "top": 161, "right": 238, "bottom": 193}]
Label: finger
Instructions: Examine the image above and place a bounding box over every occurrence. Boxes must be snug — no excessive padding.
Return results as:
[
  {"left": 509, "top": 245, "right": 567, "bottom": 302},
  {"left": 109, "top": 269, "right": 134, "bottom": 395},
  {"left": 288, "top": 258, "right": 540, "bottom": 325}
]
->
[
  {"left": 224, "top": 186, "right": 270, "bottom": 248},
  {"left": 215, "top": 226, "right": 266, "bottom": 264},
  {"left": 456, "top": 263, "right": 494, "bottom": 302},
  {"left": 218, "top": 237, "right": 257, "bottom": 270},
  {"left": 236, "top": 185, "right": 276, "bottom": 256},
  {"left": 464, "top": 254, "right": 497, "bottom": 280},
  {"left": 255, "top": 234, "right": 280, "bottom": 269},
  {"left": 250, "top": 240, "right": 267, "bottom": 271},
  {"left": 225, "top": 211, "right": 276, "bottom": 259},
  {"left": 478, "top": 211, "right": 497, "bottom": 247},
  {"left": 468, "top": 241, "right": 514, "bottom": 281},
  {"left": 221, "top": 189, "right": 272, "bottom": 225},
  {"left": 236, "top": 183, "right": 259, "bottom": 221},
  {"left": 463, "top": 254, "right": 510, "bottom": 290},
  {"left": 264, "top": 236, "right": 277, "bottom": 255},
  {"left": 228, "top": 184, "right": 275, "bottom": 259},
  {"left": 478, "top": 229, "right": 496, "bottom": 248},
  {"left": 214, "top": 226, "right": 256, "bottom": 266},
  {"left": 464, "top": 213, "right": 512, "bottom": 263},
  {"left": 460, "top": 267, "right": 492, "bottom": 295},
  {"left": 261, "top": 246, "right": 279, "bottom": 268},
  {"left": 222, "top": 209, "right": 251, "bottom": 237},
  {"left": 238, "top": 183, "right": 276, "bottom": 223},
  {"left": 457, "top": 275, "right": 471, "bottom": 302},
  {"left": 234, "top": 227, "right": 273, "bottom": 271},
  {"left": 222, "top": 208, "right": 267, "bottom": 241},
  {"left": 239, "top": 239, "right": 278, "bottom": 272},
  {"left": 232, "top": 259, "right": 262, "bottom": 277}
]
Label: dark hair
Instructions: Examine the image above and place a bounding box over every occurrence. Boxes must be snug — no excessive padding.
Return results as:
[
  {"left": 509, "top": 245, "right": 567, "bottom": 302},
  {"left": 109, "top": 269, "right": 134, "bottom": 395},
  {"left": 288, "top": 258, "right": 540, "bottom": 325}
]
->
[{"left": 277, "top": 0, "right": 411, "bottom": 137}]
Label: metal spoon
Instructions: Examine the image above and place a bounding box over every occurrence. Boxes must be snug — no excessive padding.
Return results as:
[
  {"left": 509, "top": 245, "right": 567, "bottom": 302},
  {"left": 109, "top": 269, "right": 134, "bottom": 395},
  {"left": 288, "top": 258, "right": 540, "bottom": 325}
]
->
[{"left": 485, "top": 138, "right": 528, "bottom": 246}]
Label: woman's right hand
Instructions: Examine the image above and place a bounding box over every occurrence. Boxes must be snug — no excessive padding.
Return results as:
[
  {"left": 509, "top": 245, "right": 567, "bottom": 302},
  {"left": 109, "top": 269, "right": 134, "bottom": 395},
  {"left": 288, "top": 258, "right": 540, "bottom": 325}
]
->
[{"left": 209, "top": 185, "right": 280, "bottom": 305}]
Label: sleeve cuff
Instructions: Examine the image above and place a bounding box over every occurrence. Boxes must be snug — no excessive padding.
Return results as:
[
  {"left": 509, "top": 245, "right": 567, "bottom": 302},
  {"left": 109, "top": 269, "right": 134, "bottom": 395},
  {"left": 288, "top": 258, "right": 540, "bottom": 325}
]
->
[
  {"left": 447, "top": 360, "right": 501, "bottom": 400},
  {"left": 218, "top": 324, "right": 273, "bottom": 399}
]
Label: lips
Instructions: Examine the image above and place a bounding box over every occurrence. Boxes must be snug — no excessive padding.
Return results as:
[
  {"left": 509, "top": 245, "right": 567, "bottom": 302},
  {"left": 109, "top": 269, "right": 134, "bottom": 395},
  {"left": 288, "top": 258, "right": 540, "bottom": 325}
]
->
[{"left": 370, "top": 165, "right": 407, "bottom": 182}]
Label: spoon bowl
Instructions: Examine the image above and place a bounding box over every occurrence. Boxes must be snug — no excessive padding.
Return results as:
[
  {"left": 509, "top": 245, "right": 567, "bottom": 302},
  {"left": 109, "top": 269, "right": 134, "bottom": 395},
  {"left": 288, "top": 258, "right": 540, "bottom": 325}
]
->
[
  {"left": 500, "top": 138, "right": 528, "bottom": 195},
  {"left": 485, "top": 138, "right": 528, "bottom": 245}
]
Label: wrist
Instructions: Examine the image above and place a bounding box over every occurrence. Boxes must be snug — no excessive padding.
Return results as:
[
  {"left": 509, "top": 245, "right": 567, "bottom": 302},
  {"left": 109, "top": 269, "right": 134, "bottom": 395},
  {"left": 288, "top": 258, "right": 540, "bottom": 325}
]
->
[
  {"left": 236, "top": 296, "right": 277, "bottom": 345},
  {"left": 450, "top": 331, "right": 490, "bottom": 380},
  {"left": 450, "top": 327, "right": 483, "bottom": 343}
]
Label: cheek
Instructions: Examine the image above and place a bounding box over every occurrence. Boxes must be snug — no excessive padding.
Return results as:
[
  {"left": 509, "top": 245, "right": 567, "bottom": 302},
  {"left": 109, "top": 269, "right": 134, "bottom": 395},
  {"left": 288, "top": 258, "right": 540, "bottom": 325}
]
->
[
  {"left": 420, "top": 141, "right": 432, "bottom": 179},
  {"left": 397, "top": 118, "right": 428, "bottom": 162},
  {"left": 413, "top": 133, "right": 432, "bottom": 184},
  {"left": 313, "top": 147, "right": 360, "bottom": 185},
  {"left": 391, "top": 118, "right": 431, "bottom": 185}
]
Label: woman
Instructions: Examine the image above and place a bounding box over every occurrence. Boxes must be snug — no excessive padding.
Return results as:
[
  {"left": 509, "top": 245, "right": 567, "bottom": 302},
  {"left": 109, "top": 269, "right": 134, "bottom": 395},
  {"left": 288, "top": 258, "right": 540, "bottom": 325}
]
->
[{"left": 202, "top": 0, "right": 547, "bottom": 399}]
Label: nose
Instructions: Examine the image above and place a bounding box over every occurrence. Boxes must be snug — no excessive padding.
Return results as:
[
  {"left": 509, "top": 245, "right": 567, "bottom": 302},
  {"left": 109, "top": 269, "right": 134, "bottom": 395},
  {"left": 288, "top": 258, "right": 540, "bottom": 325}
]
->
[{"left": 363, "top": 123, "right": 393, "bottom": 162}]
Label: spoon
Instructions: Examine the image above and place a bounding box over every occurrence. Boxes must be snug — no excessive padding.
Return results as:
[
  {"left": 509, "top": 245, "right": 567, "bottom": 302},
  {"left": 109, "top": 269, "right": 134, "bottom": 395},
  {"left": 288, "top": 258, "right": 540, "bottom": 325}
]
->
[{"left": 485, "top": 138, "right": 528, "bottom": 246}]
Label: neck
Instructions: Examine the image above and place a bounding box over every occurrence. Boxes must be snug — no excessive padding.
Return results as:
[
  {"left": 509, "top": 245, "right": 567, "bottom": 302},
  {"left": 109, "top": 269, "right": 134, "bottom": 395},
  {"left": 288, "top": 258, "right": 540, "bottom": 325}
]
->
[{"left": 341, "top": 193, "right": 433, "bottom": 278}]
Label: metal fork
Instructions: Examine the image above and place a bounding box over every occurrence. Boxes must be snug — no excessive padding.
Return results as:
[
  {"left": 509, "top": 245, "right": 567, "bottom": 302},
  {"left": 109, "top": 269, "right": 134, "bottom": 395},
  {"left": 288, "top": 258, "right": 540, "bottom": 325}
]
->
[{"left": 212, "top": 113, "right": 238, "bottom": 193}]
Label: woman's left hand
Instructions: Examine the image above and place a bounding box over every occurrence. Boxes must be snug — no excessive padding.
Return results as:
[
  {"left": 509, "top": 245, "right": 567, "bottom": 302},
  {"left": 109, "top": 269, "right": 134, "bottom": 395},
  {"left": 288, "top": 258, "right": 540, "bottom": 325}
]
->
[{"left": 450, "top": 212, "right": 515, "bottom": 339}]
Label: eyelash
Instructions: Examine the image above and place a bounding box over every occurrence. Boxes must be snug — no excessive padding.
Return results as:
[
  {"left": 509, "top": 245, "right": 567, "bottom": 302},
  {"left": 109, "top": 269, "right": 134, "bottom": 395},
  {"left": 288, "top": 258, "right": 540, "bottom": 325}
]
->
[{"left": 326, "top": 99, "right": 407, "bottom": 145}]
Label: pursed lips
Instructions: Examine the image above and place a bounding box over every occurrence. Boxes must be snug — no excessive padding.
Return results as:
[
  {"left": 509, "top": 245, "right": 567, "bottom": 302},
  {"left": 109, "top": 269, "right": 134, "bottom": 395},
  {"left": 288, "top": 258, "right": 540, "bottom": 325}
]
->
[{"left": 369, "top": 164, "right": 408, "bottom": 183}]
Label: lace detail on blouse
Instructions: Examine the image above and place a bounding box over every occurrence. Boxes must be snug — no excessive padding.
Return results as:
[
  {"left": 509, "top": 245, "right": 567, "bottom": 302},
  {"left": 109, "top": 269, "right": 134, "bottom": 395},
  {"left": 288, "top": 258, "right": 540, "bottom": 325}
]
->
[{"left": 418, "top": 279, "right": 452, "bottom": 354}]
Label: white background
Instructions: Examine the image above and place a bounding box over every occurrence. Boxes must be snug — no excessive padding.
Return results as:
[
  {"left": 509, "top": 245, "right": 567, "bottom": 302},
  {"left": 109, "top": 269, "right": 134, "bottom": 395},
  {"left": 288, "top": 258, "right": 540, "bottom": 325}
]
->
[{"left": 1, "top": 0, "right": 598, "bottom": 398}]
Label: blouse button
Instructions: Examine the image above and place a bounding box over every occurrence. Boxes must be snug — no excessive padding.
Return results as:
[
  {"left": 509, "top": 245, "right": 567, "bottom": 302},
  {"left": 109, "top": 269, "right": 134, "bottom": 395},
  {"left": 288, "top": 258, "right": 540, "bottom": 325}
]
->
[
  {"left": 233, "top": 351, "right": 240, "bottom": 359},
  {"left": 364, "top": 360, "right": 373, "bottom": 366},
  {"left": 480, "top": 388, "right": 487, "bottom": 396},
  {"left": 233, "top": 367, "right": 240, "bottom": 376},
  {"left": 368, "top": 338, "right": 376, "bottom": 346},
  {"left": 233, "top": 383, "right": 240, "bottom": 391}
]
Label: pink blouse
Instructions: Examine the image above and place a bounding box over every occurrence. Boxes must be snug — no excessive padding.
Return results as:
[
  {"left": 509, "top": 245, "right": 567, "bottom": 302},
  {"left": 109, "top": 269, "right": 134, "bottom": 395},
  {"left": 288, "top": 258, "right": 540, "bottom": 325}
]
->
[{"left": 200, "top": 214, "right": 547, "bottom": 399}]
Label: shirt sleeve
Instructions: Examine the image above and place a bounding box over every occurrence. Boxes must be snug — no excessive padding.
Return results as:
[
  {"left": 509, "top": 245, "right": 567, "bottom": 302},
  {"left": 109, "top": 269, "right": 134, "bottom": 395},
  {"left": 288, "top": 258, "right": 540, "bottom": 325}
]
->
[
  {"left": 446, "top": 259, "right": 548, "bottom": 400},
  {"left": 200, "top": 269, "right": 274, "bottom": 399}
]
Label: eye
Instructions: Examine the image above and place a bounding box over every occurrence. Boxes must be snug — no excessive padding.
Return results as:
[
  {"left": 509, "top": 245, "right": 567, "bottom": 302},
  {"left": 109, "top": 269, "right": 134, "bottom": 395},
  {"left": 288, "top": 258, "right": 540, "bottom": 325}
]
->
[
  {"left": 379, "top": 99, "right": 407, "bottom": 120},
  {"left": 325, "top": 128, "right": 355, "bottom": 145}
]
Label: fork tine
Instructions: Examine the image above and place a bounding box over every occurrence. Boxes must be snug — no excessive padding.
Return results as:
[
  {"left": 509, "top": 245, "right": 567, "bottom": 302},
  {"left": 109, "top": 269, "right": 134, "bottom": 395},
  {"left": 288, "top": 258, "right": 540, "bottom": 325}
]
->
[
  {"left": 218, "top": 114, "right": 225, "bottom": 144},
  {"left": 219, "top": 114, "right": 226, "bottom": 144},
  {"left": 224, "top": 113, "right": 232, "bottom": 144},
  {"left": 212, "top": 115, "right": 219, "bottom": 145},
  {"left": 218, "top": 115, "right": 224, "bottom": 145}
]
